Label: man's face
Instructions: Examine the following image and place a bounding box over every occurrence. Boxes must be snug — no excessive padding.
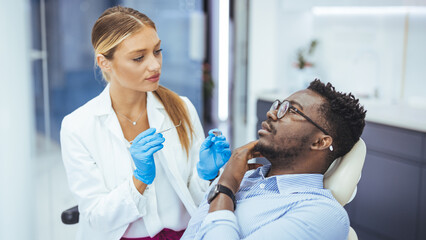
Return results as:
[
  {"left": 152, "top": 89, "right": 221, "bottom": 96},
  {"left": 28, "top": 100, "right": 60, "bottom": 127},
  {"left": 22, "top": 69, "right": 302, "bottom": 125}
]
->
[{"left": 255, "top": 89, "right": 326, "bottom": 164}]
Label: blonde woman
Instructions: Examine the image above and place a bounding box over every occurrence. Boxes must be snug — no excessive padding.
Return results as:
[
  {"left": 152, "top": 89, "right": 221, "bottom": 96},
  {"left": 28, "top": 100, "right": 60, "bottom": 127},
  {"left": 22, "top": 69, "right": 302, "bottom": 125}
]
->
[{"left": 60, "top": 6, "right": 230, "bottom": 240}]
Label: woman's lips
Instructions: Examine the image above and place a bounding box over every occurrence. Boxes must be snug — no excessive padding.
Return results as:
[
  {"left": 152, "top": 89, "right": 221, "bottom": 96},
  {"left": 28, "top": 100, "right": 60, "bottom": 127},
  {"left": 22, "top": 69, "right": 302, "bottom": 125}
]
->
[{"left": 146, "top": 74, "right": 160, "bottom": 82}]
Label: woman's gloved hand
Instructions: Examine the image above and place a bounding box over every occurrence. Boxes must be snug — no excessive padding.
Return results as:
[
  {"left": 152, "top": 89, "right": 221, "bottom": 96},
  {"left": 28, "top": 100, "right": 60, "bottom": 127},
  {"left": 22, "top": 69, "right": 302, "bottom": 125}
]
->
[
  {"left": 197, "top": 129, "right": 231, "bottom": 180},
  {"left": 129, "top": 128, "right": 165, "bottom": 184}
]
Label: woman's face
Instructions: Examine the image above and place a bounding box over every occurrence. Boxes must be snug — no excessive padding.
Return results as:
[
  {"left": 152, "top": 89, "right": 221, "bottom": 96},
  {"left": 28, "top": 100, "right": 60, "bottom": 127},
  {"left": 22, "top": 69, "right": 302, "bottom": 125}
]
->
[{"left": 107, "top": 27, "right": 162, "bottom": 92}]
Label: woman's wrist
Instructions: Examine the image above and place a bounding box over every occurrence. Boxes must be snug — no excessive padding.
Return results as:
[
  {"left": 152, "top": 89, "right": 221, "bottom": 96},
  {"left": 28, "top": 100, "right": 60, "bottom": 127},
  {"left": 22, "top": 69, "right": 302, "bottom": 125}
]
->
[{"left": 132, "top": 175, "right": 148, "bottom": 194}]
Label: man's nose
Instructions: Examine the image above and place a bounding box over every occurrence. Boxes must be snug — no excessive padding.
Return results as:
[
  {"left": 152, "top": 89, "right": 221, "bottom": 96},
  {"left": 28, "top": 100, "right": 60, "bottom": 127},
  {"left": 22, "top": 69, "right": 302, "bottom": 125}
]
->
[{"left": 266, "top": 110, "right": 278, "bottom": 121}]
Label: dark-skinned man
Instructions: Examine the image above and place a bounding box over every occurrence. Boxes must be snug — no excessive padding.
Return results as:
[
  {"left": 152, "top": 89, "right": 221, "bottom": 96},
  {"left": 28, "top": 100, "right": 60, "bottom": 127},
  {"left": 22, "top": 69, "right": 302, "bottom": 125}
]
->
[{"left": 182, "top": 79, "right": 366, "bottom": 240}]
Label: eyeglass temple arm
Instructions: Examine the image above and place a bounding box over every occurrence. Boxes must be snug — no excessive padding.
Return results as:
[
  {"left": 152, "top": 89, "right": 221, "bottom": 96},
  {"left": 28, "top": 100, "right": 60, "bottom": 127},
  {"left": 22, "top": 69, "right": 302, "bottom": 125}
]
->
[{"left": 292, "top": 107, "right": 330, "bottom": 135}]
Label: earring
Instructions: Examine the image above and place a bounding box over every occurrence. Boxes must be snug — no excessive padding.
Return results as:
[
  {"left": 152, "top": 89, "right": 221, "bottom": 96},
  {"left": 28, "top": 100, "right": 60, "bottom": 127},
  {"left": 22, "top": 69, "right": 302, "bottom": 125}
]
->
[{"left": 329, "top": 145, "right": 334, "bottom": 151}]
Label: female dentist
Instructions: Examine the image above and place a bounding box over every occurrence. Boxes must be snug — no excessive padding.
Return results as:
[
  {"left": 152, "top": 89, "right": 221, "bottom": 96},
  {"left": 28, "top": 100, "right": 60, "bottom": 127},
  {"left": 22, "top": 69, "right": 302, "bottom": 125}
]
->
[{"left": 60, "top": 6, "right": 230, "bottom": 240}]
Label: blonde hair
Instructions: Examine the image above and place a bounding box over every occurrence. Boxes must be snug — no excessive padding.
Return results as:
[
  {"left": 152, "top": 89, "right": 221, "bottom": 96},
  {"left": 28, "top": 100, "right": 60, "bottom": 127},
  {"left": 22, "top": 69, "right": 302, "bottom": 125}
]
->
[{"left": 92, "top": 6, "right": 195, "bottom": 156}]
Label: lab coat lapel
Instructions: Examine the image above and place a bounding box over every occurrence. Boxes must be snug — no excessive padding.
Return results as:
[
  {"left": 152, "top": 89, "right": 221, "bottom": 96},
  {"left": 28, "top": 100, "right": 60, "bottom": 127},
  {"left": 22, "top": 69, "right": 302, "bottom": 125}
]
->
[
  {"left": 104, "top": 114, "right": 126, "bottom": 143},
  {"left": 157, "top": 147, "right": 197, "bottom": 215},
  {"left": 146, "top": 92, "right": 165, "bottom": 131},
  {"left": 95, "top": 85, "right": 126, "bottom": 143},
  {"left": 92, "top": 85, "right": 133, "bottom": 187},
  {"left": 147, "top": 92, "right": 197, "bottom": 214}
]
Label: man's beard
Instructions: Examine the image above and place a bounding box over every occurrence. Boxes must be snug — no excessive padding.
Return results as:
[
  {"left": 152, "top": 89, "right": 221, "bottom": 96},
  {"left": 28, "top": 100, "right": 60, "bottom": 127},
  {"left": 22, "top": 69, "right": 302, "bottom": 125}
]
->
[{"left": 254, "top": 134, "right": 310, "bottom": 169}]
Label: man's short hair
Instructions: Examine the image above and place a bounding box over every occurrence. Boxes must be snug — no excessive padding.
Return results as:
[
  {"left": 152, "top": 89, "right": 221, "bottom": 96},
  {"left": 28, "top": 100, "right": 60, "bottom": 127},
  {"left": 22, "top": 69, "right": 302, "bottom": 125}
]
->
[{"left": 308, "top": 79, "right": 367, "bottom": 162}]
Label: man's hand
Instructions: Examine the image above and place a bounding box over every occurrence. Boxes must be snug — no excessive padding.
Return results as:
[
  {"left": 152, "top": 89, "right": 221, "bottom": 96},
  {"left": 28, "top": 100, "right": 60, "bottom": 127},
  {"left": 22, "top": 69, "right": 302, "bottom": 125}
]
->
[
  {"left": 218, "top": 140, "right": 261, "bottom": 194},
  {"left": 208, "top": 140, "right": 261, "bottom": 213}
]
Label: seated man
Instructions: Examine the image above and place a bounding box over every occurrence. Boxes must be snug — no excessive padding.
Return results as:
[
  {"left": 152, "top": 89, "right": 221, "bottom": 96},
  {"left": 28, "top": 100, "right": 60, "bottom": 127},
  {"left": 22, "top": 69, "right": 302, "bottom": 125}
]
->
[{"left": 181, "top": 79, "right": 366, "bottom": 240}]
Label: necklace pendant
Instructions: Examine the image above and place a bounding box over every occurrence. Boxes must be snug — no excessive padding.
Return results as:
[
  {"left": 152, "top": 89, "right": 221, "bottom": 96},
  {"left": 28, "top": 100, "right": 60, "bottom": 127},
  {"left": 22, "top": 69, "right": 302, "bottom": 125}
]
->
[{"left": 132, "top": 122, "right": 136, "bottom": 125}]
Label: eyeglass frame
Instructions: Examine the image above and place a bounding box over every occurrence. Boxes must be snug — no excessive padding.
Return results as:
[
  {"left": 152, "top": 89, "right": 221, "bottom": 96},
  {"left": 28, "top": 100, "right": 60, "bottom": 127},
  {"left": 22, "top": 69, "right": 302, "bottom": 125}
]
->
[{"left": 269, "top": 99, "right": 330, "bottom": 136}]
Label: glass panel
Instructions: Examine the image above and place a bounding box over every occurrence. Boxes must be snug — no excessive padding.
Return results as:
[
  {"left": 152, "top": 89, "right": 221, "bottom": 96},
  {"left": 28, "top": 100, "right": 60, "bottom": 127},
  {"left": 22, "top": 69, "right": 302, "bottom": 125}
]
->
[
  {"left": 31, "top": 0, "right": 205, "bottom": 147},
  {"left": 32, "top": 0, "right": 115, "bottom": 147},
  {"left": 122, "top": 0, "right": 204, "bottom": 115}
]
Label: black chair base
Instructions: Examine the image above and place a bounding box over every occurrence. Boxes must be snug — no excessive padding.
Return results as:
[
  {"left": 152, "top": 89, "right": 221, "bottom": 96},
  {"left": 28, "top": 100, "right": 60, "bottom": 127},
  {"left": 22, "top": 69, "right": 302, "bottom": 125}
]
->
[{"left": 61, "top": 205, "right": 79, "bottom": 224}]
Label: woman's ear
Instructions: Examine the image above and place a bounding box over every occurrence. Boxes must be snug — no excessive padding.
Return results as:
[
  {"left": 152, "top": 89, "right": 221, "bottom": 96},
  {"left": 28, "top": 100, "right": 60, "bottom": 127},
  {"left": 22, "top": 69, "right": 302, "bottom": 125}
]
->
[
  {"left": 96, "top": 54, "right": 111, "bottom": 72},
  {"left": 311, "top": 135, "right": 333, "bottom": 151}
]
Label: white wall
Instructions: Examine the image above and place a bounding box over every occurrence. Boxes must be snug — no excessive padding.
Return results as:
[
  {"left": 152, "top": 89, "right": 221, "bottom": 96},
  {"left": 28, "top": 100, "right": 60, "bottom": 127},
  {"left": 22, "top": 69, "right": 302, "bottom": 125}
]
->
[
  {"left": 275, "top": 0, "right": 426, "bottom": 102},
  {"left": 312, "top": 11, "right": 406, "bottom": 100},
  {"left": 0, "top": 0, "right": 35, "bottom": 239},
  {"left": 246, "top": 0, "right": 280, "bottom": 141},
  {"left": 404, "top": 10, "right": 426, "bottom": 107},
  {"left": 243, "top": 0, "right": 426, "bottom": 145}
]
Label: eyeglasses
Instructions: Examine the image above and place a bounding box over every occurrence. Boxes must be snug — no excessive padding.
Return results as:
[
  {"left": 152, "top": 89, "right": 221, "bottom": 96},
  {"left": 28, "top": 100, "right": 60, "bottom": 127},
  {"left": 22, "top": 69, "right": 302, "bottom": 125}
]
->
[{"left": 269, "top": 100, "right": 329, "bottom": 135}]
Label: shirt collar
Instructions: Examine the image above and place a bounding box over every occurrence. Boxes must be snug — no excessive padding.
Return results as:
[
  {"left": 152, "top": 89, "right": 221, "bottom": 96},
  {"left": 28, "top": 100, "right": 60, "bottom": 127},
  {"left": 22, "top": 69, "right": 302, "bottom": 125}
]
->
[
  {"left": 248, "top": 164, "right": 325, "bottom": 193},
  {"left": 247, "top": 164, "right": 271, "bottom": 179}
]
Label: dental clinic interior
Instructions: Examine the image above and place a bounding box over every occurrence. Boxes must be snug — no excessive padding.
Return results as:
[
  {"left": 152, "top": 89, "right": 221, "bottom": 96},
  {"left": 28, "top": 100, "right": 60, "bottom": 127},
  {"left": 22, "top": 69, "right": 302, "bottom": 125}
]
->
[{"left": 1, "top": 0, "right": 426, "bottom": 239}]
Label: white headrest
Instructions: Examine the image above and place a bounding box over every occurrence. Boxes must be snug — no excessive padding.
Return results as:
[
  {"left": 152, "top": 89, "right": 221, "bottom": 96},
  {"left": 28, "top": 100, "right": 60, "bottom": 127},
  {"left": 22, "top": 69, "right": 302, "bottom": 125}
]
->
[{"left": 323, "top": 138, "right": 367, "bottom": 206}]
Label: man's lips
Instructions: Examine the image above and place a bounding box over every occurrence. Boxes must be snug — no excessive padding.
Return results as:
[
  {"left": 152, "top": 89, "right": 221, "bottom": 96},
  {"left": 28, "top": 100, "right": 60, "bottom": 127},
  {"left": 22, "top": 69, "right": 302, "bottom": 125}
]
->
[
  {"left": 146, "top": 74, "right": 160, "bottom": 82},
  {"left": 259, "top": 121, "right": 271, "bottom": 132},
  {"left": 261, "top": 121, "right": 271, "bottom": 132}
]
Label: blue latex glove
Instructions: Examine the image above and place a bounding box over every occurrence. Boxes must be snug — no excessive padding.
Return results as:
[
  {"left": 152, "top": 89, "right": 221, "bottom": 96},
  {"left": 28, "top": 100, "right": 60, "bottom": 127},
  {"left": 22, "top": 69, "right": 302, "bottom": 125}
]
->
[
  {"left": 197, "top": 129, "right": 232, "bottom": 180},
  {"left": 129, "top": 128, "right": 165, "bottom": 184}
]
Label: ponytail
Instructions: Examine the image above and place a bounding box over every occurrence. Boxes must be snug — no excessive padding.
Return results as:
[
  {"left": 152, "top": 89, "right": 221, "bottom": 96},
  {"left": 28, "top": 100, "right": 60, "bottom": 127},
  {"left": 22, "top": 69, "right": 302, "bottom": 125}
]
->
[{"left": 153, "top": 86, "right": 195, "bottom": 157}]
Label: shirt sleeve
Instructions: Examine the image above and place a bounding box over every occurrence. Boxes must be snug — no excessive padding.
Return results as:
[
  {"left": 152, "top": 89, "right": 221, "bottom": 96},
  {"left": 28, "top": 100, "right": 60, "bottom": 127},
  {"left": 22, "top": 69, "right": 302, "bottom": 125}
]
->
[
  {"left": 195, "top": 210, "right": 240, "bottom": 240},
  {"left": 60, "top": 116, "right": 148, "bottom": 232},
  {"left": 184, "top": 195, "right": 349, "bottom": 240},
  {"left": 128, "top": 177, "right": 148, "bottom": 216},
  {"left": 241, "top": 199, "right": 349, "bottom": 240}
]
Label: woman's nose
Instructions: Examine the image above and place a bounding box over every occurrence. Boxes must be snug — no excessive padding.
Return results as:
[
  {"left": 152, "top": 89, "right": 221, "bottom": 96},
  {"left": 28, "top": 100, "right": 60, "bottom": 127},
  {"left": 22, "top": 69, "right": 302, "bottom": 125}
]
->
[{"left": 148, "top": 56, "right": 161, "bottom": 72}]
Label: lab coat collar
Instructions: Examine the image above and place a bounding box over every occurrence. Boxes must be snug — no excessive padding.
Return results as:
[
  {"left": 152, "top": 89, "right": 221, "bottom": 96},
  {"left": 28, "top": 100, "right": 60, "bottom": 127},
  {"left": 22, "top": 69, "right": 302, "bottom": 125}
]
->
[
  {"left": 93, "top": 84, "right": 113, "bottom": 116},
  {"left": 146, "top": 91, "right": 166, "bottom": 131},
  {"left": 93, "top": 84, "right": 166, "bottom": 142},
  {"left": 93, "top": 84, "right": 166, "bottom": 116}
]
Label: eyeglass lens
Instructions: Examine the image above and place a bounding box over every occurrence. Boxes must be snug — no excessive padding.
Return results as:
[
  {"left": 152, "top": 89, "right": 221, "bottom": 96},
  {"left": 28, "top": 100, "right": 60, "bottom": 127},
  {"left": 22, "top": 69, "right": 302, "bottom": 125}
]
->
[
  {"left": 270, "top": 100, "right": 290, "bottom": 119},
  {"left": 278, "top": 101, "right": 289, "bottom": 118},
  {"left": 270, "top": 100, "right": 279, "bottom": 112}
]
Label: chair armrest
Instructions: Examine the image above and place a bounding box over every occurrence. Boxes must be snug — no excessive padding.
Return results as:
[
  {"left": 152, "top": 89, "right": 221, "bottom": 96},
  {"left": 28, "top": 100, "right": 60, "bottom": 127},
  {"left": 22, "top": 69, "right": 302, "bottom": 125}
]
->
[{"left": 61, "top": 205, "right": 79, "bottom": 224}]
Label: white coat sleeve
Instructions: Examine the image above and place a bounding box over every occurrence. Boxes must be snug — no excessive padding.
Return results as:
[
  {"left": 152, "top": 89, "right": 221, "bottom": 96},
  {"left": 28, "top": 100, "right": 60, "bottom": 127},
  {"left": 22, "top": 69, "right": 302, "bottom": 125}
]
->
[
  {"left": 181, "top": 97, "right": 210, "bottom": 206},
  {"left": 60, "top": 116, "right": 147, "bottom": 232}
]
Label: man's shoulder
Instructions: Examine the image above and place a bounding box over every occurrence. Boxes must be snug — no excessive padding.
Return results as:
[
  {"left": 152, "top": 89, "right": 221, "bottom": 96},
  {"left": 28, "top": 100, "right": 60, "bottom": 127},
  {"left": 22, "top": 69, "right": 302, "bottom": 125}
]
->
[{"left": 286, "top": 190, "right": 350, "bottom": 230}]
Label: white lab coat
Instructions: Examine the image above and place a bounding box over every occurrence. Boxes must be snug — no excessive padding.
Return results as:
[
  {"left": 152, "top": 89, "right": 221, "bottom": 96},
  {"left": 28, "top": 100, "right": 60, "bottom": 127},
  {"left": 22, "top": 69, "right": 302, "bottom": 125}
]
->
[{"left": 60, "top": 85, "right": 209, "bottom": 240}]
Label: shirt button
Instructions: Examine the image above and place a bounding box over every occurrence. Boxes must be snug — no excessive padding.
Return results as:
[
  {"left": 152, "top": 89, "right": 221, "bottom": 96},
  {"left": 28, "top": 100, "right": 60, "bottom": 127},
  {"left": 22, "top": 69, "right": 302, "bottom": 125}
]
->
[{"left": 259, "top": 183, "right": 265, "bottom": 189}]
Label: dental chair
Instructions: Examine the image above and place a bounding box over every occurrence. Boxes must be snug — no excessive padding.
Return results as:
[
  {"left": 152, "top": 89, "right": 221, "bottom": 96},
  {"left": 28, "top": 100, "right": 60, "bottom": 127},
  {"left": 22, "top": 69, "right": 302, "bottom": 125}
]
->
[
  {"left": 62, "top": 139, "right": 367, "bottom": 240},
  {"left": 324, "top": 138, "right": 367, "bottom": 240},
  {"left": 247, "top": 138, "right": 367, "bottom": 240}
]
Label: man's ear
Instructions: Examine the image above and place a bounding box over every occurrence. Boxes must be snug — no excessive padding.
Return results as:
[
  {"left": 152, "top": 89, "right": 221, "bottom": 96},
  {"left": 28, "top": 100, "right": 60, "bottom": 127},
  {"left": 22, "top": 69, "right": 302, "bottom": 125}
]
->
[
  {"left": 311, "top": 135, "right": 333, "bottom": 151},
  {"left": 96, "top": 54, "right": 111, "bottom": 72}
]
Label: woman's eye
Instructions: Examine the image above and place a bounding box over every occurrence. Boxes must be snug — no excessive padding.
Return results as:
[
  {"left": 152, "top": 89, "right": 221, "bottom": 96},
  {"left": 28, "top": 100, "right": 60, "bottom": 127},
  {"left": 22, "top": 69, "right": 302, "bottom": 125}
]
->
[
  {"left": 133, "top": 56, "right": 144, "bottom": 62},
  {"left": 154, "top": 48, "right": 163, "bottom": 55}
]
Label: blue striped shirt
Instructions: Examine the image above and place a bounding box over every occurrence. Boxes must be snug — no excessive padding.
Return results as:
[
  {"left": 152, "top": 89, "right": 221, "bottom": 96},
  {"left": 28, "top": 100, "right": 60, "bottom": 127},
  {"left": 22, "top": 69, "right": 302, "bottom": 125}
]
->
[{"left": 181, "top": 165, "right": 349, "bottom": 240}]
